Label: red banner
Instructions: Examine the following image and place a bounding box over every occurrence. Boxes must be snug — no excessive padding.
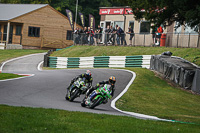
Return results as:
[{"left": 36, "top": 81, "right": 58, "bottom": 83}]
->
[
  {"left": 99, "top": 8, "right": 146, "bottom": 15},
  {"left": 99, "top": 8, "right": 124, "bottom": 15}
]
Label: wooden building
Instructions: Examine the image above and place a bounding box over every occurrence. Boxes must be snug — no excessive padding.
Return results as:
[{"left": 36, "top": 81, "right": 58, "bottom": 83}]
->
[{"left": 0, "top": 4, "right": 79, "bottom": 49}]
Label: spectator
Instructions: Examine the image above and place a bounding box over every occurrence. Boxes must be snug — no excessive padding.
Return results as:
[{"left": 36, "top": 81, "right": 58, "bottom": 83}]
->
[
  {"left": 151, "top": 25, "right": 157, "bottom": 45},
  {"left": 96, "top": 25, "right": 102, "bottom": 44},
  {"left": 126, "top": 26, "right": 134, "bottom": 45},
  {"left": 115, "top": 25, "right": 120, "bottom": 45},
  {"left": 87, "top": 27, "right": 94, "bottom": 45},
  {"left": 104, "top": 25, "right": 111, "bottom": 45},
  {"left": 74, "top": 27, "right": 80, "bottom": 45},
  {"left": 117, "top": 27, "right": 126, "bottom": 45},
  {"left": 108, "top": 25, "right": 116, "bottom": 45},
  {"left": 155, "top": 25, "right": 163, "bottom": 45},
  {"left": 83, "top": 27, "right": 88, "bottom": 44}
]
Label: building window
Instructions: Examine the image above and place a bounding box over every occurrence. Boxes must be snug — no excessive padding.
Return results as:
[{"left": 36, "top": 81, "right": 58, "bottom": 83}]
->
[
  {"left": 114, "top": 21, "right": 124, "bottom": 30},
  {"left": 28, "top": 26, "right": 40, "bottom": 37},
  {"left": 66, "top": 30, "right": 73, "bottom": 40},
  {"left": 140, "top": 21, "right": 150, "bottom": 34},
  {"left": 16, "top": 25, "right": 22, "bottom": 35}
]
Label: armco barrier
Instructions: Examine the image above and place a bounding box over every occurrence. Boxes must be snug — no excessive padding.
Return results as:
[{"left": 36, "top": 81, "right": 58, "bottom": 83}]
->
[{"left": 48, "top": 55, "right": 151, "bottom": 69}]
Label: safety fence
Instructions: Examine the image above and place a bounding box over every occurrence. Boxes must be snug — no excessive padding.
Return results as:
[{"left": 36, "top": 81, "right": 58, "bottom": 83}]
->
[
  {"left": 71, "top": 32, "right": 200, "bottom": 48},
  {"left": 47, "top": 55, "right": 151, "bottom": 69}
]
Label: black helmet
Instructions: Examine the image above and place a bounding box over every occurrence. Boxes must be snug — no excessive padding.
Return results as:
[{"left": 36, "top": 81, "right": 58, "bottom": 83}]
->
[
  {"left": 109, "top": 76, "right": 116, "bottom": 85},
  {"left": 85, "top": 70, "right": 91, "bottom": 80}
]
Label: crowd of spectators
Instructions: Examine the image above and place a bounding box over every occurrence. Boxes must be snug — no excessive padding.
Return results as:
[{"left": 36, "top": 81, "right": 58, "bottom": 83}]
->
[{"left": 73, "top": 24, "right": 135, "bottom": 46}]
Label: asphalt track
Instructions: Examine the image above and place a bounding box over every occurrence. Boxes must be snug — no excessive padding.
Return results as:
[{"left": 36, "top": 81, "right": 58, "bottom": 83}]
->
[{"left": 0, "top": 53, "right": 135, "bottom": 116}]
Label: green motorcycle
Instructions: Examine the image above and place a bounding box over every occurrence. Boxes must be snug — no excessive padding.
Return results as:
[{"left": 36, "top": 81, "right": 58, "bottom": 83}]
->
[
  {"left": 65, "top": 78, "right": 89, "bottom": 102},
  {"left": 81, "top": 84, "right": 112, "bottom": 109}
]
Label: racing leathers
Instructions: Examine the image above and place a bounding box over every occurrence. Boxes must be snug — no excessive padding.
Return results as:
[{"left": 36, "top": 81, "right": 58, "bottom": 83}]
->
[
  {"left": 87, "top": 80, "right": 115, "bottom": 97},
  {"left": 70, "top": 73, "right": 93, "bottom": 90}
]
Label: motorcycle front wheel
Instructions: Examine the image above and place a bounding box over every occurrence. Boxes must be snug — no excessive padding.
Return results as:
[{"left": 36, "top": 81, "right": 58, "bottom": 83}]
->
[
  {"left": 69, "top": 87, "right": 79, "bottom": 102},
  {"left": 89, "top": 96, "right": 103, "bottom": 109}
]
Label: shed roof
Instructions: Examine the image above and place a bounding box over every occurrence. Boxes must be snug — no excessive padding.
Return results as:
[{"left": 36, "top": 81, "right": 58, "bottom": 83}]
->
[{"left": 0, "top": 4, "right": 48, "bottom": 21}]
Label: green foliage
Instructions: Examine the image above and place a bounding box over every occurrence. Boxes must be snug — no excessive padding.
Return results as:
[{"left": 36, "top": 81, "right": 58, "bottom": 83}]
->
[{"left": 119, "top": 0, "right": 200, "bottom": 31}]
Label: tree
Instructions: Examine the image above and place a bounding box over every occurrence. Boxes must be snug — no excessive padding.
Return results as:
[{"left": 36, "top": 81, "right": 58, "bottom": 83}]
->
[{"left": 119, "top": 0, "right": 200, "bottom": 32}]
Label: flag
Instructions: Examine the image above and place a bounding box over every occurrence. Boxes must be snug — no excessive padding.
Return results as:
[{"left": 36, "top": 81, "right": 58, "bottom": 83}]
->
[
  {"left": 89, "top": 14, "right": 95, "bottom": 31},
  {"left": 66, "top": 9, "right": 74, "bottom": 31},
  {"left": 79, "top": 12, "right": 85, "bottom": 27}
]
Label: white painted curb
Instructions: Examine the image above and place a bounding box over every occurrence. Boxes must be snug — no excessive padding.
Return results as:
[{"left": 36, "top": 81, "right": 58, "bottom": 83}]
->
[{"left": 111, "top": 69, "right": 173, "bottom": 122}]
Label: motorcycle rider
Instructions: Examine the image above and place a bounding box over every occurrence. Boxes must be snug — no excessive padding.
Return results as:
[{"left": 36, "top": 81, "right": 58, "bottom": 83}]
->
[
  {"left": 69, "top": 70, "right": 93, "bottom": 90},
  {"left": 86, "top": 76, "right": 116, "bottom": 99}
]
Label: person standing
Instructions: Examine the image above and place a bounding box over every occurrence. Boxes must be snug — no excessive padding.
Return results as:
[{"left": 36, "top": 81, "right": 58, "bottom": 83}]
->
[
  {"left": 83, "top": 27, "right": 88, "bottom": 44},
  {"left": 115, "top": 25, "right": 120, "bottom": 45},
  {"left": 87, "top": 27, "right": 94, "bottom": 45},
  {"left": 155, "top": 25, "right": 163, "bottom": 46},
  {"left": 104, "top": 25, "right": 111, "bottom": 45},
  {"left": 126, "top": 26, "right": 134, "bottom": 45},
  {"left": 96, "top": 25, "right": 102, "bottom": 44}
]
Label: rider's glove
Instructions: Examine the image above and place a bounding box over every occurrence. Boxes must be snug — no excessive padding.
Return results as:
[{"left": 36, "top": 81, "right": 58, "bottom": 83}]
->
[{"left": 96, "top": 83, "right": 100, "bottom": 87}]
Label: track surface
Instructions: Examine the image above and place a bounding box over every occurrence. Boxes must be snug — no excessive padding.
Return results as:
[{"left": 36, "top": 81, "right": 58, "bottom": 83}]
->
[{"left": 0, "top": 53, "right": 133, "bottom": 116}]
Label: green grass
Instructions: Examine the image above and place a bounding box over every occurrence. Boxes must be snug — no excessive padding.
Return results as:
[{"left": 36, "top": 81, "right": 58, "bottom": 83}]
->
[
  {"left": 51, "top": 46, "right": 200, "bottom": 66},
  {"left": 0, "top": 73, "right": 23, "bottom": 80},
  {"left": 0, "top": 105, "right": 200, "bottom": 133},
  {"left": 116, "top": 68, "right": 200, "bottom": 124},
  {"left": 0, "top": 49, "right": 47, "bottom": 64}
]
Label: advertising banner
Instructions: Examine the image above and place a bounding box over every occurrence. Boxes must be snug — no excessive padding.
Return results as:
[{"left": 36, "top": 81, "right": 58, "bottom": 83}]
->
[
  {"left": 79, "top": 12, "right": 85, "bottom": 27},
  {"left": 99, "top": 8, "right": 124, "bottom": 15},
  {"left": 89, "top": 14, "right": 95, "bottom": 31},
  {"left": 66, "top": 9, "right": 74, "bottom": 31}
]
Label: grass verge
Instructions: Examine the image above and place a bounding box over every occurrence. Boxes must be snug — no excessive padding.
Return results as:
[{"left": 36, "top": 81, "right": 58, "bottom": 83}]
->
[
  {"left": 0, "top": 49, "right": 47, "bottom": 64},
  {"left": 0, "top": 73, "right": 23, "bottom": 80},
  {"left": 0, "top": 105, "right": 200, "bottom": 133},
  {"left": 116, "top": 68, "right": 200, "bottom": 124},
  {"left": 51, "top": 46, "right": 200, "bottom": 66}
]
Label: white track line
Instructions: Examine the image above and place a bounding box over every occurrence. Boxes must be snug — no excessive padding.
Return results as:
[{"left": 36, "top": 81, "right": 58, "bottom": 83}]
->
[
  {"left": 37, "top": 61, "right": 44, "bottom": 71},
  {"left": 111, "top": 69, "right": 173, "bottom": 122},
  {"left": 0, "top": 53, "right": 45, "bottom": 81}
]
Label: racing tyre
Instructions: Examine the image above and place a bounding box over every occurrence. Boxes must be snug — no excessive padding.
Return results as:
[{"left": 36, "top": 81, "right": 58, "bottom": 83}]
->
[
  {"left": 69, "top": 88, "right": 79, "bottom": 102},
  {"left": 89, "top": 97, "right": 103, "bottom": 109},
  {"left": 81, "top": 98, "right": 86, "bottom": 107}
]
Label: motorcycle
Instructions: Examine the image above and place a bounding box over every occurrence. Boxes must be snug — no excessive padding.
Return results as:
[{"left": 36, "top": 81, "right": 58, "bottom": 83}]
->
[
  {"left": 65, "top": 78, "right": 89, "bottom": 102},
  {"left": 81, "top": 84, "right": 112, "bottom": 109}
]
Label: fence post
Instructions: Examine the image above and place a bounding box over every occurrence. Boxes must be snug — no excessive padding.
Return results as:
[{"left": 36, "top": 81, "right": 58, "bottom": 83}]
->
[
  {"left": 143, "top": 34, "right": 146, "bottom": 47},
  {"left": 188, "top": 33, "right": 190, "bottom": 48},
  {"left": 177, "top": 33, "right": 179, "bottom": 48},
  {"left": 197, "top": 33, "right": 200, "bottom": 48}
]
